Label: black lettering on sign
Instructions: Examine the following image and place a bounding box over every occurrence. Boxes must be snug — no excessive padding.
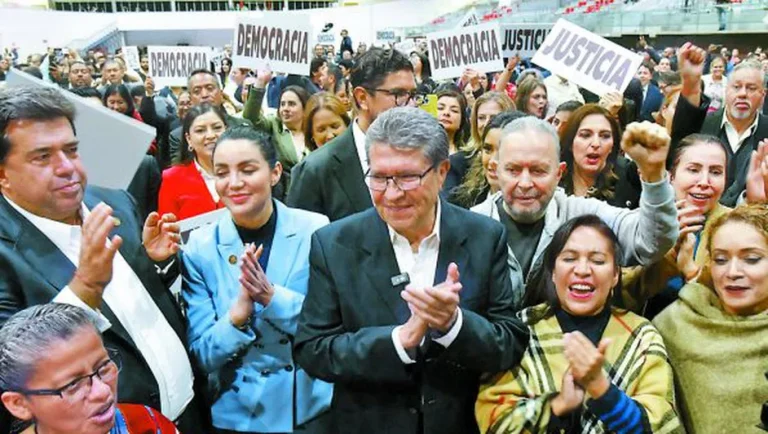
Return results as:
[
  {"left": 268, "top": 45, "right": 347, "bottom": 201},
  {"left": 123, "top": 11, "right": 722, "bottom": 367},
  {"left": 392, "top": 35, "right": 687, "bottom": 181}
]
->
[
  {"left": 431, "top": 28, "right": 501, "bottom": 72},
  {"left": 237, "top": 24, "right": 309, "bottom": 64},
  {"left": 503, "top": 28, "right": 552, "bottom": 52}
]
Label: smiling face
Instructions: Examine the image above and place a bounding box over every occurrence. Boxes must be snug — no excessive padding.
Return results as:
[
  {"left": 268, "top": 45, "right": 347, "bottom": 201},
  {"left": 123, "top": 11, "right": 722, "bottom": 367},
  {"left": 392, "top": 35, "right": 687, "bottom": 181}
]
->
[
  {"left": 185, "top": 111, "right": 226, "bottom": 169},
  {"left": 437, "top": 96, "right": 462, "bottom": 135},
  {"left": 570, "top": 113, "right": 614, "bottom": 179},
  {"left": 657, "top": 58, "right": 671, "bottom": 72},
  {"left": 636, "top": 65, "right": 652, "bottom": 86},
  {"left": 105, "top": 93, "right": 128, "bottom": 114},
  {"left": 671, "top": 141, "right": 727, "bottom": 214},
  {"left": 711, "top": 222, "right": 768, "bottom": 316},
  {"left": 311, "top": 108, "right": 347, "bottom": 147},
  {"left": 710, "top": 58, "right": 725, "bottom": 79},
  {"left": 280, "top": 91, "right": 304, "bottom": 130},
  {"left": 553, "top": 225, "right": 619, "bottom": 316}
]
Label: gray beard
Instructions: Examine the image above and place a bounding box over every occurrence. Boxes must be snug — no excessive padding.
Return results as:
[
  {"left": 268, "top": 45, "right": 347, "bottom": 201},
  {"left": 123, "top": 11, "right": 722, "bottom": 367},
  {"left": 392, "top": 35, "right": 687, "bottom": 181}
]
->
[
  {"left": 729, "top": 105, "right": 753, "bottom": 120},
  {"left": 502, "top": 201, "right": 547, "bottom": 225}
]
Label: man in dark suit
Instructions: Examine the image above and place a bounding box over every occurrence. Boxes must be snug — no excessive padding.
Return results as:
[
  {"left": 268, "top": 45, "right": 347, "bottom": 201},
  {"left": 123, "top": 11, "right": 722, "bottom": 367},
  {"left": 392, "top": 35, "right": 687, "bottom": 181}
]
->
[
  {"left": 637, "top": 63, "right": 663, "bottom": 122},
  {"left": 167, "top": 69, "right": 253, "bottom": 163},
  {"left": 286, "top": 47, "right": 418, "bottom": 221},
  {"left": 0, "top": 86, "right": 209, "bottom": 434},
  {"left": 671, "top": 42, "right": 767, "bottom": 206},
  {"left": 294, "top": 107, "right": 528, "bottom": 434}
]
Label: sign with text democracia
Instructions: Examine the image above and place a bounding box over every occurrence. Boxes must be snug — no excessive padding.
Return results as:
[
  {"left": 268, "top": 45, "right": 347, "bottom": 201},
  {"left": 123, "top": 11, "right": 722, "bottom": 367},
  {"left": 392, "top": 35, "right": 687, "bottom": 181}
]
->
[
  {"left": 531, "top": 19, "right": 642, "bottom": 96},
  {"left": 501, "top": 23, "right": 553, "bottom": 59},
  {"left": 232, "top": 14, "right": 311, "bottom": 76},
  {"left": 147, "top": 46, "right": 211, "bottom": 88},
  {"left": 427, "top": 21, "right": 504, "bottom": 81}
]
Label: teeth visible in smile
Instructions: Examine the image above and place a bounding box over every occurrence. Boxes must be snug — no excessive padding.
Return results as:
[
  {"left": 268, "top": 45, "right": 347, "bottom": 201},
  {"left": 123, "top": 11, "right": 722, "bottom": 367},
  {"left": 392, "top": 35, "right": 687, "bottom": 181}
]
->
[
  {"left": 690, "top": 193, "right": 709, "bottom": 200},
  {"left": 570, "top": 284, "right": 594, "bottom": 291}
]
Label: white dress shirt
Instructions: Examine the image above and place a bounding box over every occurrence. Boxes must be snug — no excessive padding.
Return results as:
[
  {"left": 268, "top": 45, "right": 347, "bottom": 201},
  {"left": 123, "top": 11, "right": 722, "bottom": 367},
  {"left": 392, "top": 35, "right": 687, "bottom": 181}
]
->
[
  {"left": 543, "top": 75, "right": 584, "bottom": 118},
  {"left": 388, "top": 202, "right": 463, "bottom": 364},
  {"left": 722, "top": 112, "right": 760, "bottom": 153},
  {"left": 352, "top": 119, "right": 369, "bottom": 176},
  {"left": 6, "top": 199, "right": 195, "bottom": 421},
  {"left": 194, "top": 160, "right": 220, "bottom": 203}
]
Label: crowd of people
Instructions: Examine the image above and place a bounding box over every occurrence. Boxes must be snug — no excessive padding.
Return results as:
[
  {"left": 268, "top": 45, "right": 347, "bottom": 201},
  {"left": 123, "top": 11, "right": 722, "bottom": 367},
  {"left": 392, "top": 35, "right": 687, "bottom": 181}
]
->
[{"left": 0, "top": 25, "right": 767, "bottom": 434}]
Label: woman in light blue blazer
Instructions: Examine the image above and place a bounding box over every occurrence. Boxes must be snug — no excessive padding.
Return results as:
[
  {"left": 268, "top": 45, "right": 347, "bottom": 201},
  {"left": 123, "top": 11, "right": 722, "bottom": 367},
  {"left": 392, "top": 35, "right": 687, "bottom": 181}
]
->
[{"left": 181, "top": 126, "right": 332, "bottom": 434}]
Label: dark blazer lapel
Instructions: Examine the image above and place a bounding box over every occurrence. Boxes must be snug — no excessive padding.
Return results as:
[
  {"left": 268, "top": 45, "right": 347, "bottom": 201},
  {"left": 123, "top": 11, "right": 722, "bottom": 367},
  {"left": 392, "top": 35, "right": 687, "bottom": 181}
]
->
[
  {"left": 329, "top": 128, "right": 373, "bottom": 213},
  {"left": 358, "top": 209, "right": 410, "bottom": 324},
  {"left": 434, "top": 202, "right": 470, "bottom": 295},
  {"left": 703, "top": 108, "right": 725, "bottom": 137}
]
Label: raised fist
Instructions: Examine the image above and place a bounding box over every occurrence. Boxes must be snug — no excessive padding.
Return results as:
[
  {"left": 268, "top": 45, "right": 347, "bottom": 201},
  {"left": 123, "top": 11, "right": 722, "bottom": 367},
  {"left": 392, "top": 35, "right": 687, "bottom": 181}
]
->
[{"left": 621, "top": 121, "right": 671, "bottom": 182}]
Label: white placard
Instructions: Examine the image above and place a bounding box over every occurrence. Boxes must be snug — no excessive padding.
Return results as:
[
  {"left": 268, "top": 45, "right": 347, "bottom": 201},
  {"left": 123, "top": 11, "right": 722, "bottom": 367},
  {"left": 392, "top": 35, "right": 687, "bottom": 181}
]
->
[
  {"left": 316, "top": 32, "right": 336, "bottom": 45},
  {"left": 210, "top": 50, "right": 227, "bottom": 73},
  {"left": 501, "top": 23, "right": 553, "bottom": 59},
  {"left": 531, "top": 19, "right": 642, "bottom": 96},
  {"left": 5, "top": 69, "right": 156, "bottom": 190},
  {"left": 232, "top": 14, "right": 311, "bottom": 76},
  {"left": 427, "top": 22, "right": 504, "bottom": 80},
  {"left": 395, "top": 39, "right": 416, "bottom": 55},
  {"left": 376, "top": 30, "right": 397, "bottom": 44},
  {"left": 123, "top": 46, "right": 141, "bottom": 71},
  {"left": 456, "top": 8, "right": 480, "bottom": 28},
  {"left": 179, "top": 208, "right": 229, "bottom": 244},
  {"left": 147, "top": 46, "right": 211, "bottom": 88}
]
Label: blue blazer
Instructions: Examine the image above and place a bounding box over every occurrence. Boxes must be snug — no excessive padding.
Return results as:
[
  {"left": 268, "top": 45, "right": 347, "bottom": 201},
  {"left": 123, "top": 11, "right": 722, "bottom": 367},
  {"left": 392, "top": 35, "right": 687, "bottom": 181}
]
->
[
  {"left": 181, "top": 200, "right": 332, "bottom": 433},
  {"left": 640, "top": 84, "right": 663, "bottom": 122}
]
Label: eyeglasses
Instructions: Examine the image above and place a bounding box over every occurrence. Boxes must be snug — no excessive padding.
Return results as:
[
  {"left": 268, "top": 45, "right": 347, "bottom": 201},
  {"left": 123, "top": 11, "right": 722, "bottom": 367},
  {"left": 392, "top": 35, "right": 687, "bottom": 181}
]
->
[
  {"left": 15, "top": 349, "right": 121, "bottom": 403},
  {"left": 365, "top": 87, "right": 426, "bottom": 107},
  {"left": 365, "top": 164, "right": 436, "bottom": 192}
]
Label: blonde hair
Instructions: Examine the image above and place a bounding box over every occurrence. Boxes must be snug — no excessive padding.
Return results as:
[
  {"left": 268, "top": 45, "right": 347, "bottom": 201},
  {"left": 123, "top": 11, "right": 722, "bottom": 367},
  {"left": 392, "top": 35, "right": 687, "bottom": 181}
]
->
[
  {"left": 303, "top": 92, "right": 351, "bottom": 151},
  {"left": 708, "top": 204, "right": 768, "bottom": 253},
  {"left": 467, "top": 91, "right": 515, "bottom": 149}
]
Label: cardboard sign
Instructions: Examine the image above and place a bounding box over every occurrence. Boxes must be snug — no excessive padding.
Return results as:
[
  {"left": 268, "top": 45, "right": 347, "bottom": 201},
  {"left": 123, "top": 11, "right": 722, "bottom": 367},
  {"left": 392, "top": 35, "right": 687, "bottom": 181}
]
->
[
  {"left": 233, "top": 14, "right": 311, "bottom": 76},
  {"left": 427, "top": 22, "right": 504, "bottom": 80},
  {"left": 531, "top": 19, "right": 642, "bottom": 96},
  {"left": 501, "top": 23, "right": 553, "bottom": 59},
  {"left": 376, "top": 30, "right": 397, "bottom": 43},
  {"left": 5, "top": 69, "right": 156, "bottom": 190},
  {"left": 148, "top": 46, "right": 211, "bottom": 88},
  {"left": 123, "top": 46, "right": 141, "bottom": 71}
]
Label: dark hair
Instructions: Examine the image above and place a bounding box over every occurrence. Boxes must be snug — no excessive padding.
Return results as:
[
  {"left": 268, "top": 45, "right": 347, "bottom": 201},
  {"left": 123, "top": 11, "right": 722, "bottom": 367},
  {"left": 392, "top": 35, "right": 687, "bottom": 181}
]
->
[
  {"left": 130, "top": 85, "right": 146, "bottom": 99},
  {"left": 69, "top": 86, "right": 101, "bottom": 100},
  {"left": 102, "top": 84, "right": 135, "bottom": 117},
  {"left": 349, "top": 47, "right": 413, "bottom": 90},
  {"left": 515, "top": 76, "right": 548, "bottom": 119},
  {"left": 338, "top": 59, "right": 354, "bottom": 71},
  {"left": 670, "top": 133, "right": 728, "bottom": 175},
  {"left": 214, "top": 126, "right": 278, "bottom": 169},
  {"left": 21, "top": 66, "right": 43, "bottom": 79},
  {"left": 69, "top": 60, "right": 88, "bottom": 70},
  {"left": 555, "top": 100, "right": 584, "bottom": 114},
  {"left": 524, "top": 214, "right": 622, "bottom": 309},
  {"left": 187, "top": 68, "right": 219, "bottom": 88},
  {"left": 410, "top": 51, "right": 432, "bottom": 81},
  {"left": 0, "top": 86, "right": 76, "bottom": 164},
  {"left": 328, "top": 64, "right": 343, "bottom": 91},
  {"left": 310, "top": 57, "right": 327, "bottom": 77},
  {"left": 280, "top": 85, "right": 311, "bottom": 125},
  {"left": 621, "top": 77, "right": 643, "bottom": 126},
  {"left": 657, "top": 70, "right": 681, "bottom": 87},
  {"left": 176, "top": 103, "right": 228, "bottom": 165},
  {"left": 436, "top": 89, "right": 470, "bottom": 148}
]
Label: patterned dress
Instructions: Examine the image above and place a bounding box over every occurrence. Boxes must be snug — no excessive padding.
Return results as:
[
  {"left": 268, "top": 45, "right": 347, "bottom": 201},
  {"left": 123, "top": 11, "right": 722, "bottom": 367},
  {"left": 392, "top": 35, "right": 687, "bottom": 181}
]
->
[{"left": 476, "top": 304, "right": 683, "bottom": 434}]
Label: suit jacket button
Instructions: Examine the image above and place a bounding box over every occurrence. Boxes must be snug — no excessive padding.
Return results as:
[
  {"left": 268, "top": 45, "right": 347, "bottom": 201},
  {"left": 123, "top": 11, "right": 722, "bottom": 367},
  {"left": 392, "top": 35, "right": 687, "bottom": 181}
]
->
[
  {"left": 261, "top": 369, "right": 271, "bottom": 376},
  {"left": 279, "top": 338, "right": 289, "bottom": 345},
  {"left": 284, "top": 365, "right": 294, "bottom": 372}
]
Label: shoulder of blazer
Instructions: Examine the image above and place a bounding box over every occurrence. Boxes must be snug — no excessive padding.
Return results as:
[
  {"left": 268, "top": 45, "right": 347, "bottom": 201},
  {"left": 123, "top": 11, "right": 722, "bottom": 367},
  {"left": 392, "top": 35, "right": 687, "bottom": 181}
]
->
[
  {"left": 162, "top": 162, "right": 200, "bottom": 183},
  {"left": 313, "top": 206, "right": 381, "bottom": 245},
  {"left": 276, "top": 200, "right": 329, "bottom": 232}
]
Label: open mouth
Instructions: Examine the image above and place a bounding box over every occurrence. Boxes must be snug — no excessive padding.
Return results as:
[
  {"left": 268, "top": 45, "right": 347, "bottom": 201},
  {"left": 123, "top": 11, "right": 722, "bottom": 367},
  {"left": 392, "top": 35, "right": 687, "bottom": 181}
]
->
[
  {"left": 585, "top": 153, "right": 602, "bottom": 165},
  {"left": 569, "top": 283, "right": 595, "bottom": 299},
  {"left": 724, "top": 285, "right": 750, "bottom": 293}
]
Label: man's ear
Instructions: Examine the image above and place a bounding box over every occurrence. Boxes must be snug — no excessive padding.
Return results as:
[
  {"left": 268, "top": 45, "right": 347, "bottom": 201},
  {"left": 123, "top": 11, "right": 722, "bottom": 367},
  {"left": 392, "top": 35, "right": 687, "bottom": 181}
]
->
[{"left": 1, "top": 391, "right": 34, "bottom": 422}]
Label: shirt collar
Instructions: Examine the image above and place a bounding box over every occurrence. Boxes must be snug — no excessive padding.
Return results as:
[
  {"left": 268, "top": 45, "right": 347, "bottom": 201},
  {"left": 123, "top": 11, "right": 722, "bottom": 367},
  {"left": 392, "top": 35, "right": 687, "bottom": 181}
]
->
[
  {"left": 194, "top": 160, "right": 215, "bottom": 181},
  {"left": 4, "top": 195, "right": 87, "bottom": 247},
  {"left": 388, "top": 200, "right": 442, "bottom": 246},
  {"left": 353, "top": 119, "right": 368, "bottom": 168},
  {"left": 721, "top": 110, "right": 760, "bottom": 132}
]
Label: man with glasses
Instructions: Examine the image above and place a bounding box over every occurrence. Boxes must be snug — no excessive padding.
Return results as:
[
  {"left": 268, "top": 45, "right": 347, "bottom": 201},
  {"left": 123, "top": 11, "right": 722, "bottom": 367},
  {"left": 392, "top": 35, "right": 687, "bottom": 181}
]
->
[
  {"left": 295, "top": 107, "right": 528, "bottom": 434},
  {"left": 672, "top": 43, "right": 768, "bottom": 206},
  {"left": 287, "top": 47, "right": 423, "bottom": 221},
  {"left": 0, "top": 86, "right": 209, "bottom": 434}
]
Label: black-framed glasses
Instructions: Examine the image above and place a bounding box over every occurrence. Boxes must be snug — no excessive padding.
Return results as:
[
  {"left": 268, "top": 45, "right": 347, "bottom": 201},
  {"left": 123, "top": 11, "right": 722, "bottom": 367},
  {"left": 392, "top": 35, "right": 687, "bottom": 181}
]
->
[
  {"left": 365, "top": 164, "right": 436, "bottom": 192},
  {"left": 364, "top": 87, "right": 426, "bottom": 107},
  {"left": 15, "top": 348, "right": 121, "bottom": 403}
]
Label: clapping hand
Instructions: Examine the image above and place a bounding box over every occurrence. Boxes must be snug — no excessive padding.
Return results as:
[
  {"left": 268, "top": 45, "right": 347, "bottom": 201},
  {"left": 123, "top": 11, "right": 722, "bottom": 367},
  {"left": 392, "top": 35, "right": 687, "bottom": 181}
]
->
[
  {"left": 563, "top": 332, "right": 611, "bottom": 399},
  {"left": 551, "top": 369, "right": 585, "bottom": 416},
  {"left": 401, "top": 263, "right": 462, "bottom": 332},
  {"left": 240, "top": 243, "right": 273, "bottom": 307},
  {"left": 746, "top": 140, "right": 768, "bottom": 204},
  {"left": 142, "top": 212, "right": 181, "bottom": 262}
]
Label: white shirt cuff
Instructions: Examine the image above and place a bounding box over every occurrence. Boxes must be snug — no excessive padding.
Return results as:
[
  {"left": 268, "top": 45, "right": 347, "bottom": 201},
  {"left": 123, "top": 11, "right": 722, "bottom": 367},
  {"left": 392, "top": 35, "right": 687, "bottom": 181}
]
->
[
  {"left": 391, "top": 326, "right": 422, "bottom": 365},
  {"left": 433, "top": 309, "right": 463, "bottom": 348},
  {"left": 53, "top": 286, "right": 112, "bottom": 332}
]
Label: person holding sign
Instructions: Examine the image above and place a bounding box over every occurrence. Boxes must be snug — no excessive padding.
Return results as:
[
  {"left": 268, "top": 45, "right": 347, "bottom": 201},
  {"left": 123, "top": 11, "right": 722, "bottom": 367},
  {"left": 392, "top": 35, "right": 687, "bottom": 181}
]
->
[
  {"left": 476, "top": 215, "right": 682, "bottom": 434},
  {"left": 159, "top": 103, "right": 228, "bottom": 220},
  {"left": 286, "top": 48, "right": 417, "bottom": 222},
  {"left": 182, "top": 127, "right": 332, "bottom": 434},
  {"left": 471, "top": 117, "right": 679, "bottom": 309}
]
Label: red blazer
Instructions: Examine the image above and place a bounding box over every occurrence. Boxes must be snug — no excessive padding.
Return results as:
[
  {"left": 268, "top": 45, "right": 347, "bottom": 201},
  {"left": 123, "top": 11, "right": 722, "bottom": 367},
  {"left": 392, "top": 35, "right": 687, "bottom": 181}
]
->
[{"left": 158, "top": 161, "right": 224, "bottom": 220}]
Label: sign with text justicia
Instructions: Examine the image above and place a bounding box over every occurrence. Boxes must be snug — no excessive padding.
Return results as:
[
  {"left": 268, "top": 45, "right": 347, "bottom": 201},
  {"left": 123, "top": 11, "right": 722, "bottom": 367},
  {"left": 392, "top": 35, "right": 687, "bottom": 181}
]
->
[
  {"left": 427, "top": 22, "right": 504, "bottom": 80},
  {"left": 232, "top": 14, "right": 311, "bottom": 76},
  {"left": 532, "top": 19, "right": 642, "bottom": 96}
]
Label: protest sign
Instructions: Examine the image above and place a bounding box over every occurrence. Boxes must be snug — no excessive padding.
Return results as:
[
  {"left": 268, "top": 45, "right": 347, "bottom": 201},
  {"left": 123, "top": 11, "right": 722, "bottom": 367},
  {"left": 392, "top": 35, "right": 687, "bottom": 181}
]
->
[
  {"left": 395, "top": 39, "right": 416, "bottom": 55},
  {"left": 232, "top": 14, "right": 311, "bottom": 76},
  {"left": 210, "top": 50, "right": 228, "bottom": 73},
  {"left": 531, "top": 19, "right": 642, "bottom": 96},
  {"left": 148, "top": 46, "right": 211, "bottom": 88},
  {"left": 501, "top": 23, "right": 553, "bottom": 59},
  {"left": 427, "top": 22, "right": 504, "bottom": 80},
  {"left": 123, "top": 46, "right": 141, "bottom": 71},
  {"left": 317, "top": 32, "right": 336, "bottom": 45},
  {"left": 456, "top": 8, "right": 480, "bottom": 28},
  {"left": 376, "top": 30, "right": 397, "bottom": 44},
  {"left": 6, "top": 69, "right": 156, "bottom": 190}
]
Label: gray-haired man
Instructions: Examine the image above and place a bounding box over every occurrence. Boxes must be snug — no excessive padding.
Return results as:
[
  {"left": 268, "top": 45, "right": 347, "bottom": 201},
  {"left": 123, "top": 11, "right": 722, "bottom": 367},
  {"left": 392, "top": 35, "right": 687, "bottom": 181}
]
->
[
  {"left": 472, "top": 116, "right": 679, "bottom": 309},
  {"left": 295, "top": 107, "right": 528, "bottom": 434}
]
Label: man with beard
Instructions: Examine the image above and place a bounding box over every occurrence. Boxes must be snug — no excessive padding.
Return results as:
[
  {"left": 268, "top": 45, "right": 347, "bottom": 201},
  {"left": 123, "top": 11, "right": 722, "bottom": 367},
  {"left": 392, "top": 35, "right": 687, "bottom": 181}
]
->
[
  {"left": 471, "top": 116, "right": 679, "bottom": 308},
  {"left": 287, "top": 47, "right": 417, "bottom": 221},
  {"left": 671, "top": 42, "right": 767, "bottom": 206}
]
